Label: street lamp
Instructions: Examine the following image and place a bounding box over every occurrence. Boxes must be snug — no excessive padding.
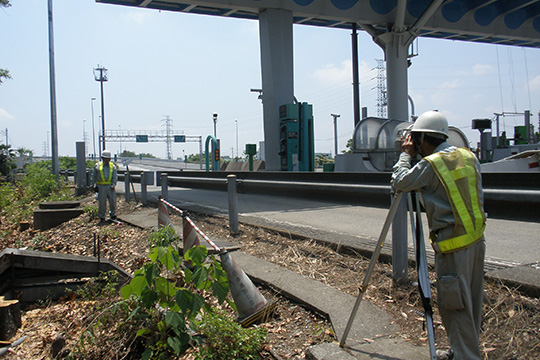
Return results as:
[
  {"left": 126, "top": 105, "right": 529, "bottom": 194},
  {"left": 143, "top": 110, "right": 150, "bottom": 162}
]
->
[
  {"left": 93, "top": 65, "right": 108, "bottom": 151},
  {"left": 119, "top": 125, "right": 122, "bottom": 155},
  {"left": 213, "top": 113, "right": 218, "bottom": 138},
  {"left": 83, "top": 119, "right": 87, "bottom": 158},
  {"left": 91, "top": 97, "right": 96, "bottom": 160},
  {"left": 331, "top": 114, "right": 340, "bottom": 157},
  {"left": 235, "top": 119, "right": 238, "bottom": 161}
]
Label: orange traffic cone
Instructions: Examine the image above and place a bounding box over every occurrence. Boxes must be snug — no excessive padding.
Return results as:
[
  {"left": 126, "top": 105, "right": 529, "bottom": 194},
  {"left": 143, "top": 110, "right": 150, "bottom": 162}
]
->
[
  {"left": 219, "top": 250, "right": 276, "bottom": 326},
  {"left": 158, "top": 197, "right": 173, "bottom": 228},
  {"left": 182, "top": 217, "right": 201, "bottom": 253}
]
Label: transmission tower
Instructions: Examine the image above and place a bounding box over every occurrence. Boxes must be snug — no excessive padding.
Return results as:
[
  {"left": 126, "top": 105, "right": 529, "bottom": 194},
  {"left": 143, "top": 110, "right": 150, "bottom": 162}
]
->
[
  {"left": 375, "top": 59, "right": 387, "bottom": 118},
  {"left": 162, "top": 115, "right": 173, "bottom": 160}
]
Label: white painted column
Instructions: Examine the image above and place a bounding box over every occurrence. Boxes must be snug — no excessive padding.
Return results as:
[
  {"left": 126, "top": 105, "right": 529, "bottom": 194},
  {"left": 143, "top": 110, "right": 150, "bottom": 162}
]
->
[
  {"left": 382, "top": 33, "right": 410, "bottom": 283},
  {"left": 259, "top": 9, "right": 294, "bottom": 171}
]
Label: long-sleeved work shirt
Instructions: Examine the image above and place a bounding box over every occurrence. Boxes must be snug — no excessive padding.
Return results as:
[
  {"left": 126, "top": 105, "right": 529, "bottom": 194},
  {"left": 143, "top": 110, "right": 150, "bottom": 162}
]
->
[{"left": 391, "top": 141, "right": 484, "bottom": 234}]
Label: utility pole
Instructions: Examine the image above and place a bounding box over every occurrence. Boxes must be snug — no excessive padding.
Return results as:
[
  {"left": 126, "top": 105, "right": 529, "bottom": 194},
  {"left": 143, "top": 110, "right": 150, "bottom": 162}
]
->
[
  {"left": 235, "top": 119, "right": 238, "bottom": 160},
  {"left": 331, "top": 114, "right": 340, "bottom": 157},
  {"left": 91, "top": 97, "right": 96, "bottom": 160},
  {"left": 47, "top": 0, "right": 59, "bottom": 176},
  {"left": 94, "top": 65, "right": 108, "bottom": 151}
]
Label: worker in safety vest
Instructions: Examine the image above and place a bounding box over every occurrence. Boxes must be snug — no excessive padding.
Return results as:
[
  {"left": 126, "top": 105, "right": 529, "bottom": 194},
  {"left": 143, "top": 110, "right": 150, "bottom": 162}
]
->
[
  {"left": 392, "top": 111, "right": 486, "bottom": 360},
  {"left": 92, "top": 150, "right": 118, "bottom": 222}
]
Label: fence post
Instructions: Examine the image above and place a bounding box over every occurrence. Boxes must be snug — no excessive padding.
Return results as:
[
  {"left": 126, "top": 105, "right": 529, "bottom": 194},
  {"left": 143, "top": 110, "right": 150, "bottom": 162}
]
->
[
  {"left": 124, "top": 171, "right": 131, "bottom": 202},
  {"left": 161, "top": 173, "right": 168, "bottom": 201},
  {"left": 141, "top": 172, "right": 148, "bottom": 206},
  {"left": 227, "top": 174, "right": 239, "bottom": 234}
]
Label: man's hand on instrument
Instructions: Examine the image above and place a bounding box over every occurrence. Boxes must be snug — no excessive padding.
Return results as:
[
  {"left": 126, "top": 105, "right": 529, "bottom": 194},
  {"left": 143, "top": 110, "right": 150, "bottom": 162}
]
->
[{"left": 401, "top": 134, "right": 417, "bottom": 157}]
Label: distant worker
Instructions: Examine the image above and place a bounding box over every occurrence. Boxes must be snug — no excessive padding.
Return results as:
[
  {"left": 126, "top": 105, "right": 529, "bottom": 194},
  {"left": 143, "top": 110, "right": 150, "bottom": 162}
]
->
[
  {"left": 93, "top": 150, "right": 118, "bottom": 223},
  {"left": 392, "top": 111, "right": 486, "bottom": 360}
]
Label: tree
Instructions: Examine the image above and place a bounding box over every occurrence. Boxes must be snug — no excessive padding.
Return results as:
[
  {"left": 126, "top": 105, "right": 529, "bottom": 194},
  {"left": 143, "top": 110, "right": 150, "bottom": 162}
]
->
[
  {"left": 0, "top": 144, "right": 16, "bottom": 178},
  {"left": 1, "top": 1, "right": 12, "bottom": 85},
  {"left": 16, "top": 147, "right": 34, "bottom": 158},
  {"left": 341, "top": 138, "right": 354, "bottom": 154}
]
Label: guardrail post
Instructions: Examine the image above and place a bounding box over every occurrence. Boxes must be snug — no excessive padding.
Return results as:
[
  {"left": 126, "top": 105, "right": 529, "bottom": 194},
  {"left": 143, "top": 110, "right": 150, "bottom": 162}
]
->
[
  {"left": 227, "top": 174, "right": 239, "bottom": 234},
  {"left": 141, "top": 171, "right": 148, "bottom": 206},
  {"left": 124, "top": 171, "right": 131, "bottom": 201},
  {"left": 161, "top": 173, "right": 168, "bottom": 201}
]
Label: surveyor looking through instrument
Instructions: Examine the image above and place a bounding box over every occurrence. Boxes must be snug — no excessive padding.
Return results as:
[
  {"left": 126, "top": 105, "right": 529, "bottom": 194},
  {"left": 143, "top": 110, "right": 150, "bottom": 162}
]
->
[
  {"left": 392, "top": 110, "right": 487, "bottom": 360},
  {"left": 92, "top": 150, "right": 118, "bottom": 223}
]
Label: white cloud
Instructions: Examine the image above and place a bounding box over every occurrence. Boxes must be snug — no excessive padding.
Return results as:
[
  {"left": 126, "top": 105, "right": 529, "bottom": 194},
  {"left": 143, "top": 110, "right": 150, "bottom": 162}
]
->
[
  {"left": 472, "top": 63, "right": 494, "bottom": 75},
  {"left": 314, "top": 60, "right": 352, "bottom": 85},
  {"left": 529, "top": 75, "right": 540, "bottom": 91},
  {"left": 0, "top": 108, "right": 15, "bottom": 123},
  {"left": 121, "top": 11, "right": 149, "bottom": 24}
]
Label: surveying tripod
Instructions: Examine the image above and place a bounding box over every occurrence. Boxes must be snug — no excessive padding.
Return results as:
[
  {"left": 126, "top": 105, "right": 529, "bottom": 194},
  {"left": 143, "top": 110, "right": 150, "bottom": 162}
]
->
[{"left": 340, "top": 191, "right": 437, "bottom": 360}]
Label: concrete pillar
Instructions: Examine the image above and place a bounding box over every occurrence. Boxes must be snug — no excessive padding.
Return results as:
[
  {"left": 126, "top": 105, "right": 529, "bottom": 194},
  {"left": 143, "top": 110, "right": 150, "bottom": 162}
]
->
[
  {"left": 75, "top": 141, "right": 86, "bottom": 196},
  {"left": 161, "top": 173, "right": 168, "bottom": 201},
  {"left": 384, "top": 35, "right": 409, "bottom": 122},
  {"left": 382, "top": 33, "right": 410, "bottom": 284},
  {"left": 259, "top": 9, "right": 294, "bottom": 171}
]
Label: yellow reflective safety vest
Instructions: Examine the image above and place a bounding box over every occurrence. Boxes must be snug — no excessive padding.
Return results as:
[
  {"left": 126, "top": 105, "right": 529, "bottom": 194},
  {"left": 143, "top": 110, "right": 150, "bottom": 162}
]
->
[
  {"left": 96, "top": 162, "right": 115, "bottom": 185},
  {"left": 425, "top": 148, "right": 486, "bottom": 253}
]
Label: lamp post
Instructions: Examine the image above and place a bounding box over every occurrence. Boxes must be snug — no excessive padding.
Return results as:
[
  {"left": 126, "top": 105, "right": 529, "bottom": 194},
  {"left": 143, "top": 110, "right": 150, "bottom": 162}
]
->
[
  {"left": 83, "top": 119, "right": 87, "bottom": 158},
  {"left": 235, "top": 119, "right": 238, "bottom": 161},
  {"left": 213, "top": 113, "right": 218, "bottom": 138},
  {"left": 331, "top": 114, "right": 340, "bottom": 157},
  {"left": 119, "top": 125, "right": 122, "bottom": 155},
  {"left": 91, "top": 97, "right": 96, "bottom": 160},
  {"left": 94, "top": 65, "right": 108, "bottom": 151}
]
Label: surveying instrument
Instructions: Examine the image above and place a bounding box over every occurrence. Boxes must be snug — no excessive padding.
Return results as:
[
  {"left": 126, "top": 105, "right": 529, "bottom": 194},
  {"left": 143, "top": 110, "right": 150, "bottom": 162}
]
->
[{"left": 340, "top": 190, "right": 438, "bottom": 359}]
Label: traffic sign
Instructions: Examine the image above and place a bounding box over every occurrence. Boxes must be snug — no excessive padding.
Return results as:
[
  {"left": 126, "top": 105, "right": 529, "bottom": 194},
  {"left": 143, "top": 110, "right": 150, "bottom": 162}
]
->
[{"left": 136, "top": 135, "right": 148, "bottom": 143}]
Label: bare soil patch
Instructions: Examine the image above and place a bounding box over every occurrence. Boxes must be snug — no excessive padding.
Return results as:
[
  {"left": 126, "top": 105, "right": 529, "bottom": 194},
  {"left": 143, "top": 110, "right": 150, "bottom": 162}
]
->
[{"left": 1, "top": 197, "right": 539, "bottom": 359}]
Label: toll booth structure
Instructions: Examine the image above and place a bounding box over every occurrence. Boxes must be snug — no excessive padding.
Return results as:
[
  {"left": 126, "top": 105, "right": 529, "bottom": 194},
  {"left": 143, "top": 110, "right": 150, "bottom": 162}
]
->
[{"left": 279, "top": 102, "right": 314, "bottom": 171}]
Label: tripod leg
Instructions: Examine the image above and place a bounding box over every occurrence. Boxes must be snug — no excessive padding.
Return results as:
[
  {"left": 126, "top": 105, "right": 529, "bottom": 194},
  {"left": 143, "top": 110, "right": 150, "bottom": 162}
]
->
[
  {"left": 408, "top": 192, "right": 437, "bottom": 359},
  {"left": 340, "top": 191, "right": 404, "bottom": 347}
]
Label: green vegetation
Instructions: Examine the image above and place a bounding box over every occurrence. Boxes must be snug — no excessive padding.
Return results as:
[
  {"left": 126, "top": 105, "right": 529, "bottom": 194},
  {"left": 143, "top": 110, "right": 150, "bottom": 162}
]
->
[
  {"left": 0, "top": 161, "right": 73, "bottom": 235},
  {"left": 1, "top": 1, "right": 12, "bottom": 85},
  {"left": 121, "top": 150, "right": 156, "bottom": 158},
  {"left": 342, "top": 138, "right": 353, "bottom": 154},
  {"left": 195, "top": 309, "right": 266, "bottom": 360},
  {"left": 0, "top": 144, "right": 16, "bottom": 177},
  {"left": 77, "top": 226, "right": 266, "bottom": 359}
]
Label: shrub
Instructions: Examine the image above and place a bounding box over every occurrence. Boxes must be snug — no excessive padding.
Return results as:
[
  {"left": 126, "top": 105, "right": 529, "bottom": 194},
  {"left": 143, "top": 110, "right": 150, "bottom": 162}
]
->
[{"left": 195, "top": 308, "right": 266, "bottom": 360}]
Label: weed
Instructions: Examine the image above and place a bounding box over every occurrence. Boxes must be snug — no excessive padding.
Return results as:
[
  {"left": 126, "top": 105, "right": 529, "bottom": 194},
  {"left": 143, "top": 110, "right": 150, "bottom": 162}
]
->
[
  {"left": 148, "top": 225, "right": 177, "bottom": 248},
  {"left": 76, "top": 271, "right": 121, "bottom": 300},
  {"left": 194, "top": 308, "right": 267, "bottom": 360},
  {"left": 84, "top": 205, "right": 99, "bottom": 219}
]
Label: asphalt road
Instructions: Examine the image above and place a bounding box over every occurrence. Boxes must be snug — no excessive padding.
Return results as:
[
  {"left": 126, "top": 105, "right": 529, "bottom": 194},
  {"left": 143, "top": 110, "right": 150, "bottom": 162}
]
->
[{"left": 116, "top": 177, "right": 540, "bottom": 268}]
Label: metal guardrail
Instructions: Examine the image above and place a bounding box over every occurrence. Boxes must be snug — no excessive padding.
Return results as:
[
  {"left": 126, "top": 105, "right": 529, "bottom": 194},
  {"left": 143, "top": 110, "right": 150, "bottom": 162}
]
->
[{"left": 117, "top": 170, "right": 540, "bottom": 221}]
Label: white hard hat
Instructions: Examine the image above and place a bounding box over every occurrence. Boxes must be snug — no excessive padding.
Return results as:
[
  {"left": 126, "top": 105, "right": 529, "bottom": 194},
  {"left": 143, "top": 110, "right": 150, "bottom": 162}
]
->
[
  {"left": 102, "top": 150, "right": 112, "bottom": 159},
  {"left": 411, "top": 111, "right": 449, "bottom": 138}
]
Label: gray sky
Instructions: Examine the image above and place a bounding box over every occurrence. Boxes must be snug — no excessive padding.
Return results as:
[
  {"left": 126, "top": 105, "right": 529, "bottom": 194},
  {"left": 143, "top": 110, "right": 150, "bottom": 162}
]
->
[{"left": 1, "top": 0, "right": 539, "bottom": 158}]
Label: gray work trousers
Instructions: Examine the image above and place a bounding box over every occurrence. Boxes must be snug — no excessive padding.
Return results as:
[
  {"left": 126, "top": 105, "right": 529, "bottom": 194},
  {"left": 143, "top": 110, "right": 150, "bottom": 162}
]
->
[
  {"left": 97, "top": 184, "right": 116, "bottom": 220},
  {"left": 435, "top": 236, "right": 485, "bottom": 360}
]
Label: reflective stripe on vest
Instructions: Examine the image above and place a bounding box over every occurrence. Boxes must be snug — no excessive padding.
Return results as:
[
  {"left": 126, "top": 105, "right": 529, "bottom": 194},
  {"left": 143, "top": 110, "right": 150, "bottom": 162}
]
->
[
  {"left": 425, "top": 148, "right": 486, "bottom": 253},
  {"left": 96, "top": 162, "right": 114, "bottom": 185}
]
